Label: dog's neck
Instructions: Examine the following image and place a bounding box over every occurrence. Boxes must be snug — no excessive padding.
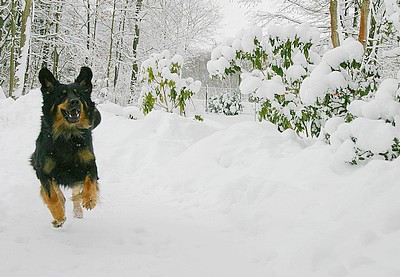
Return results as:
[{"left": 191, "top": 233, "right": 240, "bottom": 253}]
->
[{"left": 52, "top": 124, "right": 85, "bottom": 141}]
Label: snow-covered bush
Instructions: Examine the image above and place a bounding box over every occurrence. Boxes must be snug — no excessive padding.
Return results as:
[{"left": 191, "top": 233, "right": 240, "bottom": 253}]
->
[
  {"left": 208, "top": 24, "right": 384, "bottom": 139},
  {"left": 208, "top": 24, "right": 322, "bottom": 137},
  {"left": 206, "top": 27, "right": 264, "bottom": 78},
  {"left": 207, "top": 92, "right": 243, "bottom": 116},
  {"left": 256, "top": 25, "right": 322, "bottom": 136},
  {"left": 325, "top": 79, "right": 400, "bottom": 164},
  {"left": 385, "top": 0, "right": 400, "bottom": 33},
  {"left": 140, "top": 50, "right": 201, "bottom": 115},
  {"left": 300, "top": 38, "right": 377, "bottom": 121}
]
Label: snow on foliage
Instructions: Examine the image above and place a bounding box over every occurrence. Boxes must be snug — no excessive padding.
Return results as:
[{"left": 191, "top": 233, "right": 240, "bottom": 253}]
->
[
  {"left": 207, "top": 26, "right": 264, "bottom": 77},
  {"left": 208, "top": 23, "right": 322, "bottom": 137},
  {"left": 385, "top": 0, "right": 400, "bottom": 32},
  {"left": 300, "top": 38, "right": 365, "bottom": 106},
  {"left": 207, "top": 92, "right": 243, "bottom": 116},
  {"left": 140, "top": 50, "right": 201, "bottom": 115},
  {"left": 326, "top": 79, "right": 400, "bottom": 164},
  {"left": 208, "top": 23, "right": 399, "bottom": 165},
  {"left": 348, "top": 79, "right": 400, "bottom": 120}
]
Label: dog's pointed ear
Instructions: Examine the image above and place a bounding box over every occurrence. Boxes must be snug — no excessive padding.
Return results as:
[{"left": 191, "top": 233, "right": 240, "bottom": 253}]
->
[
  {"left": 39, "top": 68, "right": 57, "bottom": 94},
  {"left": 76, "top": 67, "right": 93, "bottom": 92}
]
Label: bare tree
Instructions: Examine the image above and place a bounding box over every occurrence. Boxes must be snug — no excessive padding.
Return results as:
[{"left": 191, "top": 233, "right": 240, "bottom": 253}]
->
[{"left": 239, "top": 0, "right": 330, "bottom": 31}]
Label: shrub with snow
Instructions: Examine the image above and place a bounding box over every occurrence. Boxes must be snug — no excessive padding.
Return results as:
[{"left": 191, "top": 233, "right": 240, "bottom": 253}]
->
[
  {"left": 208, "top": 24, "right": 322, "bottom": 137},
  {"left": 140, "top": 50, "right": 201, "bottom": 115},
  {"left": 326, "top": 79, "right": 400, "bottom": 164},
  {"left": 300, "top": 38, "right": 378, "bottom": 123},
  {"left": 207, "top": 92, "right": 243, "bottom": 116},
  {"left": 208, "top": 24, "right": 384, "bottom": 140},
  {"left": 208, "top": 24, "right": 399, "bottom": 165}
]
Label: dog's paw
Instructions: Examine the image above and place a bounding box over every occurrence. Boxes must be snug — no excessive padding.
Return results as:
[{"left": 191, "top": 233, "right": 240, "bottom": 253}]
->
[
  {"left": 82, "top": 196, "right": 97, "bottom": 210},
  {"left": 52, "top": 217, "right": 66, "bottom": 228}
]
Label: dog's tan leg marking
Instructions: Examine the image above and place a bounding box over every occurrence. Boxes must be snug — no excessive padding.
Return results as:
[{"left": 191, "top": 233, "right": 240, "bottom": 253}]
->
[
  {"left": 81, "top": 175, "right": 99, "bottom": 210},
  {"left": 72, "top": 185, "right": 83, "bottom": 218},
  {"left": 40, "top": 182, "right": 66, "bottom": 228},
  {"left": 54, "top": 185, "right": 65, "bottom": 210}
]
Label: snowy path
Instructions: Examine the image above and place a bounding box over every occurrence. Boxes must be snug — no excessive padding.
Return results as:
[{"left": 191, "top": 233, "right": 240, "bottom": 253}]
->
[
  {"left": 0, "top": 91, "right": 264, "bottom": 276},
  {"left": 1, "top": 90, "right": 400, "bottom": 276},
  {"left": 2, "top": 188, "right": 257, "bottom": 276}
]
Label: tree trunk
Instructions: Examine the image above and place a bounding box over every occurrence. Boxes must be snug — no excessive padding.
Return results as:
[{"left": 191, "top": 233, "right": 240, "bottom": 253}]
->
[
  {"left": 22, "top": 46, "right": 31, "bottom": 95},
  {"left": 353, "top": 0, "right": 359, "bottom": 29},
  {"left": 41, "top": 3, "right": 52, "bottom": 68},
  {"left": 53, "top": 4, "right": 62, "bottom": 78},
  {"left": 30, "top": 2, "right": 52, "bottom": 89},
  {"left": 113, "top": 0, "right": 129, "bottom": 89},
  {"left": 130, "top": 28, "right": 139, "bottom": 82},
  {"left": 93, "top": 0, "right": 100, "bottom": 42},
  {"left": 358, "top": 0, "right": 370, "bottom": 49},
  {"left": 19, "top": 0, "right": 32, "bottom": 57},
  {"left": 0, "top": 0, "right": 9, "bottom": 54},
  {"left": 85, "top": 0, "right": 90, "bottom": 65},
  {"left": 16, "top": 0, "right": 33, "bottom": 96},
  {"left": 106, "top": 0, "right": 117, "bottom": 88},
  {"left": 130, "top": 0, "right": 143, "bottom": 94},
  {"left": 9, "top": 0, "right": 16, "bottom": 97},
  {"left": 330, "top": 0, "right": 340, "bottom": 48}
]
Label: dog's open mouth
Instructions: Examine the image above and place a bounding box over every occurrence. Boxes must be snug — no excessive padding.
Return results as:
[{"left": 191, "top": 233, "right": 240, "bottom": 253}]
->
[{"left": 61, "top": 109, "right": 81, "bottom": 123}]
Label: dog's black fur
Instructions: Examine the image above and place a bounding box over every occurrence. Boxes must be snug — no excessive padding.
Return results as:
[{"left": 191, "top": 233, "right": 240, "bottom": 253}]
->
[{"left": 31, "top": 67, "right": 101, "bottom": 197}]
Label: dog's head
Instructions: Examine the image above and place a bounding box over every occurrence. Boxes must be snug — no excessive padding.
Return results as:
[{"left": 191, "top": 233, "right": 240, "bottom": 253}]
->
[{"left": 39, "top": 67, "right": 95, "bottom": 138}]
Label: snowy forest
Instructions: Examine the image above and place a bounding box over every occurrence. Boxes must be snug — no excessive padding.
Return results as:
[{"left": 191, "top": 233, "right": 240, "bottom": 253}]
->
[
  {"left": 0, "top": 0, "right": 221, "bottom": 101},
  {"left": 2, "top": 1, "right": 398, "bottom": 100},
  {"left": 1, "top": 1, "right": 400, "bottom": 100},
  {"left": 2, "top": 0, "right": 400, "bottom": 276}
]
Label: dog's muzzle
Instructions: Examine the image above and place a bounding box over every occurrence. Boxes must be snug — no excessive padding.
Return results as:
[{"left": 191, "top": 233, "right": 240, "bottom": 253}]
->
[{"left": 61, "top": 108, "right": 81, "bottom": 123}]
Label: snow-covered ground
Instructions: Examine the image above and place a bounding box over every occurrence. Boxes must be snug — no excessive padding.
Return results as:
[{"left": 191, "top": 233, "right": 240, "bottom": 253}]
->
[{"left": 1, "top": 89, "right": 400, "bottom": 276}]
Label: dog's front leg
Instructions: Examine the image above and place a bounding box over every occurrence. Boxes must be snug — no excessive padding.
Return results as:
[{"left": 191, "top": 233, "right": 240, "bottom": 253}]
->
[
  {"left": 81, "top": 175, "right": 99, "bottom": 210},
  {"left": 40, "top": 181, "right": 66, "bottom": 228}
]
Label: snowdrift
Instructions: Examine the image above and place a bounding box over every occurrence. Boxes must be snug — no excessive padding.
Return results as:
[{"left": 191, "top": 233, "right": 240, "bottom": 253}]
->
[{"left": 0, "top": 89, "right": 399, "bottom": 276}]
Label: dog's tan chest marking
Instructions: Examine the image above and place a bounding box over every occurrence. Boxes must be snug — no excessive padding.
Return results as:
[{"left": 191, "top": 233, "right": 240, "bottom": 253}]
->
[
  {"left": 77, "top": 148, "right": 94, "bottom": 164},
  {"left": 43, "top": 156, "right": 56, "bottom": 174}
]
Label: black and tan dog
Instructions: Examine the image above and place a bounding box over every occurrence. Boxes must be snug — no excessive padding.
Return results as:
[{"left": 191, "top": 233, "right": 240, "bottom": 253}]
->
[{"left": 31, "top": 67, "right": 101, "bottom": 228}]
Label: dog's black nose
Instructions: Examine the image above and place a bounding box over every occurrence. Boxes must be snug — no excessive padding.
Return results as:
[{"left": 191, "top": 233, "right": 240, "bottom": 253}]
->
[{"left": 69, "top": 98, "right": 79, "bottom": 107}]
